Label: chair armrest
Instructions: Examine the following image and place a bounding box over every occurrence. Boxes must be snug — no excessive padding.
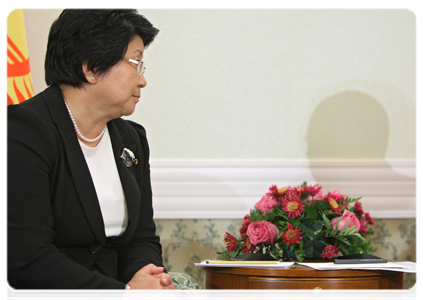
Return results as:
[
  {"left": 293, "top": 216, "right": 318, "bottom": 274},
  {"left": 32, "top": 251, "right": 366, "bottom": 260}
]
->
[
  {"left": 169, "top": 272, "right": 206, "bottom": 300},
  {"left": 181, "top": 289, "right": 206, "bottom": 300}
]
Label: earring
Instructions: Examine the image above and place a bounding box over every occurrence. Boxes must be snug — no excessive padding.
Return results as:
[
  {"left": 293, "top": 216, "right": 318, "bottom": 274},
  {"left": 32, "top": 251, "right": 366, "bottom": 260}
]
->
[{"left": 91, "top": 77, "right": 95, "bottom": 81}]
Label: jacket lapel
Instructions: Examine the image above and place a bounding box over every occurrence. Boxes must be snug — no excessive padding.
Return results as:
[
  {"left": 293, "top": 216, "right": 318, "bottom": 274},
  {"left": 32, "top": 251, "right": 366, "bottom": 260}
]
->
[
  {"left": 107, "top": 121, "right": 141, "bottom": 234},
  {"left": 43, "top": 86, "right": 106, "bottom": 243}
]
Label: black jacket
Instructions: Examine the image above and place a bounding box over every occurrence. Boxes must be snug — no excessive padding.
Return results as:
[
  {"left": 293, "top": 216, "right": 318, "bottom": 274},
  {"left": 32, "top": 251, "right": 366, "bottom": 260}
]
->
[{"left": 8, "top": 85, "right": 163, "bottom": 289}]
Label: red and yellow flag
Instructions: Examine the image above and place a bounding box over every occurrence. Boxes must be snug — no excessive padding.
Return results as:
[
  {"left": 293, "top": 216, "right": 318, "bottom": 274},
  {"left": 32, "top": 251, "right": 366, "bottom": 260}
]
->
[{"left": 7, "top": 9, "right": 33, "bottom": 105}]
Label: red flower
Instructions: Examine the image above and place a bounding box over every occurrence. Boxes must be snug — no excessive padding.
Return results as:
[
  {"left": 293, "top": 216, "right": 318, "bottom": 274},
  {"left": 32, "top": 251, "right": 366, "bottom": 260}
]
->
[
  {"left": 354, "top": 201, "right": 364, "bottom": 217},
  {"left": 321, "top": 245, "right": 340, "bottom": 260},
  {"left": 266, "top": 184, "right": 287, "bottom": 201},
  {"left": 242, "top": 237, "right": 257, "bottom": 253},
  {"left": 281, "top": 223, "right": 303, "bottom": 246},
  {"left": 224, "top": 232, "right": 237, "bottom": 252},
  {"left": 360, "top": 218, "right": 368, "bottom": 235},
  {"left": 284, "top": 187, "right": 299, "bottom": 199},
  {"left": 266, "top": 184, "right": 279, "bottom": 196},
  {"left": 324, "top": 190, "right": 346, "bottom": 213},
  {"left": 324, "top": 190, "right": 346, "bottom": 212},
  {"left": 305, "top": 184, "right": 322, "bottom": 196},
  {"left": 282, "top": 196, "right": 305, "bottom": 219},
  {"left": 365, "top": 212, "right": 375, "bottom": 225},
  {"left": 327, "top": 198, "right": 342, "bottom": 213},
  {"left": 294, "top": 185, "right": 306, "bottom": 197},
  {"left": 239, "top": 215, "right": 251, "bottom": 238},
  {"left": 324, "top": 190, "right": 346, "bottom": 202}
]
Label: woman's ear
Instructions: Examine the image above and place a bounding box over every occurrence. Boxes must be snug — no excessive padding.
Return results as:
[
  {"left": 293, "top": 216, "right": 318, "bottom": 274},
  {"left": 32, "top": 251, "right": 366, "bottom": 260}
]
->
[{"left": 82, "top": 63, "right": 97, "bottom": 83}]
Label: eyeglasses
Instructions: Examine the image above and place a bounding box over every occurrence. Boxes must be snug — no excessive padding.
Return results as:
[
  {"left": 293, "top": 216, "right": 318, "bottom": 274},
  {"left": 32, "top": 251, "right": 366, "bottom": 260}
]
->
[{"left": 122, "top": 57, "right": 145, "bottom": 75}]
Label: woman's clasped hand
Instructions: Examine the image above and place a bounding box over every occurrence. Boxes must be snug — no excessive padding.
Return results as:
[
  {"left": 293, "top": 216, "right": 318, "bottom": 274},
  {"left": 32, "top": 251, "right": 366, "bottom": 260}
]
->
[{"left": 122, "top": 264, "right": 177, "bottom": 300}]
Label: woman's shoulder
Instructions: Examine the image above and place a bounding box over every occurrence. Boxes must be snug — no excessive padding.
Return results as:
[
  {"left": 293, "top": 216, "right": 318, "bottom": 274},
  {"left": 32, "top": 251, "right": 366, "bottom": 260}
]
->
[
  {"left": 8, "top": 89, "right": 59, "bottom": 155},
  {"left": 8, "top": 100, "right": 53, "bottom": 138},
  {"left": 8, "top": 85, "right": 59, "bottom": 123}
]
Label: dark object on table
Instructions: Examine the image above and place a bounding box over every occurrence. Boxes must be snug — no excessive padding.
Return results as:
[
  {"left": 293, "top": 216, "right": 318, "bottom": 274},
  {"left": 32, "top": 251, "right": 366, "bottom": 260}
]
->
[{"left": 334, "top": 253, "right": 388, "bottom": 264}]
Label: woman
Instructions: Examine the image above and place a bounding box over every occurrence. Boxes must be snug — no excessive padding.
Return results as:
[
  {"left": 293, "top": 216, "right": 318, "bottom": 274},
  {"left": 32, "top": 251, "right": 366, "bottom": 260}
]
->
[{"left": 8, "top": 9, "right": 176, "bottom": 289}]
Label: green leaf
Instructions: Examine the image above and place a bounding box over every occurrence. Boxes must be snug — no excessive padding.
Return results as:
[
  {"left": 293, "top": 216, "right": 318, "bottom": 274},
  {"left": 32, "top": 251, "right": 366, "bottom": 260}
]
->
[
  {"left": 345, "top": 225, "right": 357, "bottom": 235},
  {"left": 322, "top": 212, "right": 332, "bottom": 229},
  {"left": 312, "top": 200, "right": 330, "bottom": 210},
  {"left": 340, "top": 196, "right": 362, "bottom": 207},
  {"left": 303, "top": 239, "right": 326, "bottom": 258},
  {"left": 269, "top": 246, "right": 282, "bottom": 260},
  {"left": 300, "top": 221, "right": 323, "bottom": 240},
  {"left": 341, "top": 219, "right": 351, "bottom": 232}
]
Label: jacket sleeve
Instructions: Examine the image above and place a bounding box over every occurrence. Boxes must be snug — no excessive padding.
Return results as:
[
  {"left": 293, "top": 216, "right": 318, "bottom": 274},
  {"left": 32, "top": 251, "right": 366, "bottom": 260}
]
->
[
  {"left": 7, "top": 104, "right": 125, "bottom": 289},
  {"left": 115, "top": 120, "right": 165, "bottom": 284}
]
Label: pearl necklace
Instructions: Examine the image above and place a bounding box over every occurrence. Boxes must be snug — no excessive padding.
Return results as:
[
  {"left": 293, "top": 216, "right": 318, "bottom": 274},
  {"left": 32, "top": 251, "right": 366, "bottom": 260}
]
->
[{"left": 64, "top": 100, "right": 106, "bottom": 143}]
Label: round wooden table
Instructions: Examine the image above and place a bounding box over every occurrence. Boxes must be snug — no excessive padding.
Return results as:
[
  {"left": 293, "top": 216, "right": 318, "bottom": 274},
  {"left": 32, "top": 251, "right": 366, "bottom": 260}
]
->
[{"left": 201, "top": 263, "right": 403, "bottom": 290}]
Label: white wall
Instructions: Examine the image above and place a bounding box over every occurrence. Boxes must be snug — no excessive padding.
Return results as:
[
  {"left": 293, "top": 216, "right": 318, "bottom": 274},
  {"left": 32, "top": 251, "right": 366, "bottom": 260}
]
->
[
  {"left": 22, "top": 10, "right": 416, "bottom": 219},
  {"left": 24, "top": 9, "right": 416, "bottom": 161},
  {"left": 24, "top": 8, "right": 420, "bottom": 159}
]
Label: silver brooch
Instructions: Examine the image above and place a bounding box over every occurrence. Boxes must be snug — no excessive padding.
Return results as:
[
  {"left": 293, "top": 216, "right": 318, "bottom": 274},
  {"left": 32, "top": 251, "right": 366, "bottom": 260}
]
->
[{"left": 120, "top": 148, "right": 138, "bottom": 167}]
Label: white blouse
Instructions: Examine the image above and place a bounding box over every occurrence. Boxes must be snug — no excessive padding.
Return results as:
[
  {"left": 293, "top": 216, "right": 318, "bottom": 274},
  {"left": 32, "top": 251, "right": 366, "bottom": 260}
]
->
[{"left": 79, "top": 126, "right": 128, "bottom": 237}]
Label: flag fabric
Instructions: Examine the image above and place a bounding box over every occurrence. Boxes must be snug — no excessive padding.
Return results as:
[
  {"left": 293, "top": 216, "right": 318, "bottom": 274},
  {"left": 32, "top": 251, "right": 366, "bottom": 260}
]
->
[{"left": 7, "top": 9, "right": 33, "bottom": 105}]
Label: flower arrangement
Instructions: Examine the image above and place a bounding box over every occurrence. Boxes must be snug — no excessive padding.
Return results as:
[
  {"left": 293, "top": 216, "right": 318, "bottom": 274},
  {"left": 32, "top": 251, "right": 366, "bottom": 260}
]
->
[{"left": 218, "top": 182, "right": 377, "bottom": 261}]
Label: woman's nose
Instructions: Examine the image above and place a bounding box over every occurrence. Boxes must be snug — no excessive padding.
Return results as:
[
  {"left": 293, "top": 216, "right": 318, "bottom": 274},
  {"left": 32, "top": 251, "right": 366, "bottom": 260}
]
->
[{"left": 138, "top": 73, "right": 147, "bottom": 88}]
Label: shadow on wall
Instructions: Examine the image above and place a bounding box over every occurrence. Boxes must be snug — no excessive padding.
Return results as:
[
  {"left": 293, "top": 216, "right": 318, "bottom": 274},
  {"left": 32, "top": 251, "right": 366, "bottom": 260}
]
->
[
  {"left": 306, "top": 90, "right": 412, "bottom": 181},
  {"left": 306, "top": 91, "right": 389, "bottom": 160}
]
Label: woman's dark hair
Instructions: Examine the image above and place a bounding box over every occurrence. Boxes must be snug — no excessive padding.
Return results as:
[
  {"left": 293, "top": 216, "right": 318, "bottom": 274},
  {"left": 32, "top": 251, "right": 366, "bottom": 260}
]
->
[{"left": 45, "top": 9, "right": 159, "bottom": 88}]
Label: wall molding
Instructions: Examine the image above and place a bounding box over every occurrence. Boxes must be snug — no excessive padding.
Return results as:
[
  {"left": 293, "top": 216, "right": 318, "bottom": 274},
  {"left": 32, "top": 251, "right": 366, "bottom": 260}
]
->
[{"left": 150, "top": 160, "right": 416, "bottom": 219}]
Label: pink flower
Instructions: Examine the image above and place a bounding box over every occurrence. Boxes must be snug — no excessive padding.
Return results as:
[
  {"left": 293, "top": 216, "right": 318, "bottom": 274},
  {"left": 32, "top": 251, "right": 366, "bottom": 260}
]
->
[
  {"left": 247, "top": 220, "right": 279, "bottom": 246},
  {"left": 315, "top": 190, "right": 324, "bottom": 200},
  {"left": 307, "top": 190, "right": 324, "bottom": 201},
  {"left": 239, "top": 215, "right": 251, "bottom": 238},
  {"left": 254, "top": 194, "right": 279, "bottom": 215},
  {"left": 354, "top": 201, "right": 364, "bottom": 217},
  {"left": 224, "top": 232, "right": 238, "bottom": 252},
  {"left": 281, "top": 223, "right": 303, "bottom": 246},
  {"left": 321, "top": 245, "right": 340, "bottom": 260},
  {"left": 282, "top": 196, "right": 305, "bottom": 219},
  {"left": 331, "top": 210, "right": 361, "bottom": 233}
]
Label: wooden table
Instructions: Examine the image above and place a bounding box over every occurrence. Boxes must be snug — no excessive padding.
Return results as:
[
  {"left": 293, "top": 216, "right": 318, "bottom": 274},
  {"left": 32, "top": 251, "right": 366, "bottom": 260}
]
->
[{"left": 201, "top": 263, "right": 403, "bottom": 289}]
